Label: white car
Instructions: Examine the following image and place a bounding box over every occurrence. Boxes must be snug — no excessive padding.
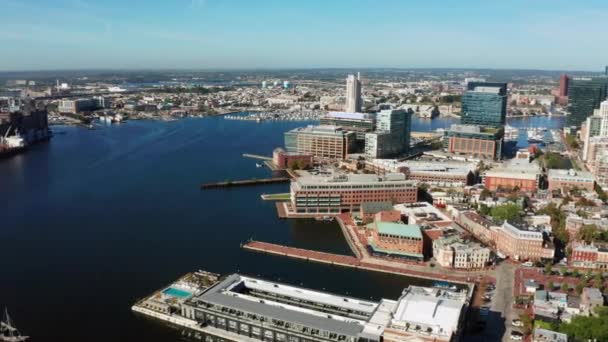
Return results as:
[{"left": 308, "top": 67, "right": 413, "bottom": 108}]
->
[
  {"left": 522, "top": 261, "right": 534, "bottom": 267},
  {"left": 511, "top": 319, "right": 523, "bottom": 327},
  {"left": 510, "top": 331, "right": 524, "bottom": 340}
]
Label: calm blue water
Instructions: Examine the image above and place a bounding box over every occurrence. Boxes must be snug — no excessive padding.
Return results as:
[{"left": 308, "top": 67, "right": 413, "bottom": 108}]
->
[{"left": 0, "top": 114, "right": 564, "bottom": 342}]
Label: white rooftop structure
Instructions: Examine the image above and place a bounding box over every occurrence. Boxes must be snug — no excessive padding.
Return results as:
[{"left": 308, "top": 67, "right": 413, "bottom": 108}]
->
[
  {"left": 327, "top": 112, "right": 374, "bottom": 120},
  {"left": 547, "top": 168, "right": 595, "bottom": 182},
  {"left": 387, "top": 286, "right": 467, "bottom": 340}
]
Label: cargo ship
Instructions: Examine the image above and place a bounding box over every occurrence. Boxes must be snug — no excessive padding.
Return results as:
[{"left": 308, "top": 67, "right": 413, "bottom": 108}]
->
[{"left": 0, "top": 125, "right": 52, "bottom": 160}]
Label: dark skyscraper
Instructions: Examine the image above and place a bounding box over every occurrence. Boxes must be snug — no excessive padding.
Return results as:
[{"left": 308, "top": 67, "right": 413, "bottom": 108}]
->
[
  {"left": 567, "top": 77, "right": 608, "bottom": 127},
  {"left": 559, "top": 74, "right": 569, "bottom": 97},
  {"left": 461, "top": 82, "right": 508, "bottom": 128}
]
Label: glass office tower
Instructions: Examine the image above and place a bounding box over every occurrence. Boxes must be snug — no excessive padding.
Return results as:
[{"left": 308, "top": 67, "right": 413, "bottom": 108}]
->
[
  {"left": 567, "top": 77, "right": 608, "bottom": 127},
  {"left": 461, "top": 82, "right": 508, "bottom": 128}
]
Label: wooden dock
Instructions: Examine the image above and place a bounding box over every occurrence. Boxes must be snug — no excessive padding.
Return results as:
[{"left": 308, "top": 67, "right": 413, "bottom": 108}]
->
[
  {"left": 242, "top": 240, "right": 472, "bottom": 284},
  {"left": 200, "top": 177, "right": 290, "bottom": 189}
]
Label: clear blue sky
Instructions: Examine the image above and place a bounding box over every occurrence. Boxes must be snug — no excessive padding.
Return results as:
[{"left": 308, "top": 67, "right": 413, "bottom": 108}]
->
[{"left": 1, "top": 0, "right": 606, "bottom": 71}]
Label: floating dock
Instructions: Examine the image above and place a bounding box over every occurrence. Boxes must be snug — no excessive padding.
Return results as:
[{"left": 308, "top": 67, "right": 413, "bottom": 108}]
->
[{"left": 200, "top": 177, "right": 290, "bottom": 189}]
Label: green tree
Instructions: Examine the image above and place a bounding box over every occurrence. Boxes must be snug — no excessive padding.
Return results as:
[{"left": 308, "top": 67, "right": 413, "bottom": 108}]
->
[
  {"left": 561, "top": 282, "right": 569, "bottom": 292},
  {"left": 547, "top": 281, "right": 554, "bottom": 290},
  {"left": 544, "top": 262, "right": 553, "bottom": 275},
  {"left": 489, "top": 203, "right": 521, "bottom": 222},
  {"left": 479, "top": 188, "right": 492, "bottom": 200},
  {"left": 519, "top": 313, "right": 534, "bottom": 335},
  {"left": 559, "top": 306, "right": 608, "bottom": 341},
  {"left": 478, "top": 203, "right": 491, "bottom": 216},
  {"left": 579, "top": 224, "right": 601, "bottom": 244}
]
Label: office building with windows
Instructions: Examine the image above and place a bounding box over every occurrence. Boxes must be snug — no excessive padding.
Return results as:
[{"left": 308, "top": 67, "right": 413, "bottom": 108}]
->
[
  {"left": 364, "top": 109, "right": 412, "bottom": 158},
  {"left": 461, "top": 82, "right": 507, "bottom": 128},
  {"left": 284, "top": 125, "right": 355, "bottom": 160},
  {"left": 345, "top": 74, "right": 362, "bottom": 113},
  {"left": 567, "top": 77, "right": 608, "bottom": 127},
  {"left": 443, "top": 124, "right": 503, "bottom": 160},
  {"left": 289, "top": 172, "right": 417, "bottom": 214},
  {"left": 320, "top": 112, "right": 376, "bottom": 141}
]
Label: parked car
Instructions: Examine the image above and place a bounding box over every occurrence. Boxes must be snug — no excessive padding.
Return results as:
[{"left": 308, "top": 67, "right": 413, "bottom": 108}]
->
[
  {"left": 510, "top": 331, "right": 523, "bottom": 340},
  {"left": 522, "top": 261, "right": 534, "bottom": 267},
  {"left": 511, "top": 319, "right": 523, "bottom": 327}
]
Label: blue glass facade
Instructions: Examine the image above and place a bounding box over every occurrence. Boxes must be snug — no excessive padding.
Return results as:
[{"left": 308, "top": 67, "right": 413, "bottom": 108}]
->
[
  {"left": 567, "top": 77, "right": 608, "bottom": 127},
  {"left": 461, "top": 82, "right": 507, "bottom": 128}
]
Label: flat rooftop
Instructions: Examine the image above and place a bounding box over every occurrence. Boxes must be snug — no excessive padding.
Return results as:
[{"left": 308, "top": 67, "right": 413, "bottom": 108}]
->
[
  {"left": 295, "top": 171, "right": 414, "bottom": 187},
  {"left": 192, "top": 274, "right": 379, "bottom": 336},
  {"left": 326, "top": 112, "right": 375, "bottom": 121}
]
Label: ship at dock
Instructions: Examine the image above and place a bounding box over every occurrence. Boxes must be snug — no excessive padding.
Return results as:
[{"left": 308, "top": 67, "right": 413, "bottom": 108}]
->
[
  {"left": 0, "top": 98, "right": 52, "bottom": 160},
  {"left": 1, "top": 309, "right": 29, "bottom": 342}
]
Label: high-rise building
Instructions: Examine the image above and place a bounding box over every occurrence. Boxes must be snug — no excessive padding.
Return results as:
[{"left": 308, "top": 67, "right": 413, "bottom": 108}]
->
[
  {"left": 284, "top": 125, "right": 355, "bottom": 160},
  {"left": 599, "top": 99, "right": 608, "bottom": 135},
  {"left": 461, "top": 82, "right": 508, "bottom": 128},
  {"left": 345, "top": 73, "right": 362, "bottom": 113},
  {"left": 364, "top": 109, "right": 411, "bottom": 158},
  {"left": 559, "top": 74, "right": 569, "bottom": 97},
  {"left": 567, "top": 77, "right": 608, "bottom": 127}
]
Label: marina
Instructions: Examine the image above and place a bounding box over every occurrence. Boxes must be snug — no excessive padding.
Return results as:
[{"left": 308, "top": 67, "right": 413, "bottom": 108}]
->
[{"left": 224, "top": 111, "right": 325, "bottom": 122}]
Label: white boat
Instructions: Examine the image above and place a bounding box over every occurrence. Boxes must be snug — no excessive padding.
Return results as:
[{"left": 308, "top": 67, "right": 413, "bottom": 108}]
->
[
  {"left": 1, "top": 309, "right": 29, "bottom": 342},
  {"left": 255, "top": 163, "right": 263, "bottom": 168}
]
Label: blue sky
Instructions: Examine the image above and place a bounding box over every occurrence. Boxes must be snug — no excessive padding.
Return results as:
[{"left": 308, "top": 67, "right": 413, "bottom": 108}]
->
[{"left": 1, "top": 0, "right": 607, "bottom": 71}]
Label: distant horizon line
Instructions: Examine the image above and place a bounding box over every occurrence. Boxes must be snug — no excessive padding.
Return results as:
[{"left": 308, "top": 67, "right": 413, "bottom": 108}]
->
[{"left": 0, "top": 66, "right": 606, "bottom": 75}]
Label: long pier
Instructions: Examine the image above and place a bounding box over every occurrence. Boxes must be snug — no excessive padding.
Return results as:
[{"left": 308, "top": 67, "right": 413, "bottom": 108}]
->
[
  {"left": 200, "top": 177, "right": 290, "bottom": 189},
  {"left": 242, "top": 153, "right": 272, "bottom": 161},
  {"left": 242, "top": 240, "right": 474, "bottom": 284}
]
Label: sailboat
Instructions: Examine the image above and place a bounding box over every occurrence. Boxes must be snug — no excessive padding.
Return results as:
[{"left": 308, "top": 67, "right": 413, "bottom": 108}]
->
[{"left": 1, "top": 309, "right": 29, "bottom": 342}]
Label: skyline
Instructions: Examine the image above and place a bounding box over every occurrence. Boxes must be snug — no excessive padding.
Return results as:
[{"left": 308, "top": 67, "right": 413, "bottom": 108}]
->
[{"left": 1, "top": 0, "right": 608, "bottom": 72}]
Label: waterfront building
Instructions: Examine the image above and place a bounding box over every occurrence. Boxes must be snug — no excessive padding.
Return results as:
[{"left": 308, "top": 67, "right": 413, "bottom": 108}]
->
[
  {"left": 381, "top": 286, "right": 468, "bottom": 342},
  {"left": 58, "top": 98, "right": 98, "bottom": 113},
  {"left": 567, "top": 76, "right": 608, "bottom": 127},
  {"left": 272, "top": 148, "right": 313, "bottom": 170},
  {"left": 136, "top": 271, "right": 470, "bottom": 342},
  {"left": 289, "top": 172, "right": 417, "bottom": 215},
  {"left": 461, "top": 82, "right": 507, "bottom": 128},
  {"left": 365, "top": 222, "right": 424, "bottom": 260},
  {"left": 394, "top": 202, "right": 453, "bottom": 228},
  {"left": 482, "top": 157, "right": 541, "bottom": 191},
  {"left": 364, "top": 109, "right": 412, "bottom": 158},
  {"left": 443, "top": 124, "right": 503, "bottom": 160},
  {"left": 366, "top": 159, "right": 477, "bottom": 187},
  {"left": 284, "top": 125, "right": 355, "bottom": 160},
  {"left": 345, "top": 74, "right": 362, "bottom": 113},
  {"left": 547, "top": 169, "right": 595, "bottom": 193},
  {"left": 180, "top": 273, "right": 381, "bottom": 342},
  {"left": 491, "top": 221, "right": 554, "bottom": 261},
  {"left": 320, "top": 112, "right": 376, "bottom": 141}
]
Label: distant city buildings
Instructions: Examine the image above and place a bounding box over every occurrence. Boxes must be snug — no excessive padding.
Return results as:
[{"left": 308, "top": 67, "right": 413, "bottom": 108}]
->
[
  {"left": 345, "top": 73, "right": 362, "bottom": 113},
  {"left": 567, "top": 76, "right": 608, "bottom": 127},
  {"left": 58, "top": 98, "right": 100, "bottom": 113}
]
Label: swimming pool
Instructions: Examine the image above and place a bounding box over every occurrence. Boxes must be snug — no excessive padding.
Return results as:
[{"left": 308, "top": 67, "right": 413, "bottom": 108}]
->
[{"left": 162, "top": 287, "right": 192, "bottom": 298}]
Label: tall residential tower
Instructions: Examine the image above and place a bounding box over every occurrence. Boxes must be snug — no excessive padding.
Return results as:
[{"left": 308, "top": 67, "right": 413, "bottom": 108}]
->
[
  {"left": 345, "top": 73, "right": 362, "bottom": 113},
  {"left": 461, "top": 82, "right": 508, "bottom": 128}
]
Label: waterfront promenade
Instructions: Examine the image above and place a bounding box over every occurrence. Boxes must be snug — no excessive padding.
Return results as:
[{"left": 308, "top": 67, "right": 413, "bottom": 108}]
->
[{"left": 243, "top": 240, "right": 490, "bottom": 284}]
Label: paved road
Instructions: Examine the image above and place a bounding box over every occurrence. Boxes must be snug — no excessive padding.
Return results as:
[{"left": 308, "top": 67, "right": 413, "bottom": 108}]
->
[
  {"left": 464, "top": 262, "right": 517, "bottom": 342},
  {"left": 493, "top": 262, "right": 519, "bottom": 342}
]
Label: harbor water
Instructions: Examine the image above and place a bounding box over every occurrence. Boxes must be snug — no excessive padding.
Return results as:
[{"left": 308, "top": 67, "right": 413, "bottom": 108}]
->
[{"left": 0, "top": 114, "right": 563, "bottom": 342}]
